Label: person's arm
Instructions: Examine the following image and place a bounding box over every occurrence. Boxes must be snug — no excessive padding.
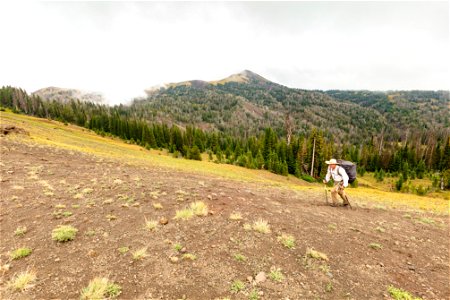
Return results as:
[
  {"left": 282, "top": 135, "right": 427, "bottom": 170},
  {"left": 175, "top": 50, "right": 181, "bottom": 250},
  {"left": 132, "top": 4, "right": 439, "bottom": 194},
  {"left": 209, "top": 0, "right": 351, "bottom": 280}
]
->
[
  {"left": 324, "top": 167, "right": 331, "bottom": 183},
  {"left": 339, "top": 167, "right": 349, "bottom": 187}
]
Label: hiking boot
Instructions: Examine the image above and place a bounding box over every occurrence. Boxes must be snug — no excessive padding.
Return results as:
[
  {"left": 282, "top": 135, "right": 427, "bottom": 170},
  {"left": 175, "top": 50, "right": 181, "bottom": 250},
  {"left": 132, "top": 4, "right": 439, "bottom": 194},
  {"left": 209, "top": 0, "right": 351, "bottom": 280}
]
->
[{"left": 329, "top": 203, "right": 337, "bottom": 207}]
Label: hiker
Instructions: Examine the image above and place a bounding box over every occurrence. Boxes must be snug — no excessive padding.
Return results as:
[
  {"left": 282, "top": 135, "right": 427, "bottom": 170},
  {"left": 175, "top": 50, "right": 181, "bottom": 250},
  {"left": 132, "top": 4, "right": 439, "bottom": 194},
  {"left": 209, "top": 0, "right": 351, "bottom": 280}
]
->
[{"left": 323, "top": 158, "right": 350, "bottom": 207}]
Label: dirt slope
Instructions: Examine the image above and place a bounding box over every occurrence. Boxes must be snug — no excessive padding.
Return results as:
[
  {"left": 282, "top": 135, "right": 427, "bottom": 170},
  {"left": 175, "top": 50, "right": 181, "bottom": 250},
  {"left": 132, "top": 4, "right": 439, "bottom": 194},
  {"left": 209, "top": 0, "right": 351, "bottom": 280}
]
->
[{"left": 0, "top": 118, "right": 448, "bottom": 300}]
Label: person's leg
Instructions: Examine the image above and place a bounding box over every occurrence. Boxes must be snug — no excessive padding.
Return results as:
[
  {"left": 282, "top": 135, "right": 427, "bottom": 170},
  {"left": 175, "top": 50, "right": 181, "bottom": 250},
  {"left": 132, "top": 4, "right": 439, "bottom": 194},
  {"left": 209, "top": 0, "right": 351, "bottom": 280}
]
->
[
  {"left": 337, "top": 185, "right": 349, "bottom": 205},
  {"left": 330, "top": 183, "right": 339, "bottom": 205}
]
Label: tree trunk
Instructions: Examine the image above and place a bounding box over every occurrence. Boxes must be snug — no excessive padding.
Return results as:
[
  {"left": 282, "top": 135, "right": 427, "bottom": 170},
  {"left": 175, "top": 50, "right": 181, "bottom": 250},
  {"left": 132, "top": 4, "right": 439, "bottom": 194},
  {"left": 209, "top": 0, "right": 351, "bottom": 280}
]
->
[{"left": 311, "top": 137, "right": 316, "bottom": 177}]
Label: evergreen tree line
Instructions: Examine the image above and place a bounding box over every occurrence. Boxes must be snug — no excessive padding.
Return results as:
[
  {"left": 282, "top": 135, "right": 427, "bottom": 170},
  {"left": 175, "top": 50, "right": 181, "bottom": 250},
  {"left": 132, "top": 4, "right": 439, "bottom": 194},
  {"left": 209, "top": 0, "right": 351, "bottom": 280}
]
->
[{"left": 1, "top": 86, "right": 449, "bottom": 189}]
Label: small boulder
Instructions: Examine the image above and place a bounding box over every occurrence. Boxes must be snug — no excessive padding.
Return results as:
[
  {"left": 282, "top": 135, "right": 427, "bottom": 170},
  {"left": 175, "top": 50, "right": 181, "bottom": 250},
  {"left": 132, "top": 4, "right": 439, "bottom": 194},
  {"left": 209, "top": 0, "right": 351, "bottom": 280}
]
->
[{"left": 255, "top": 272, "right": 266, "bottom": 284}]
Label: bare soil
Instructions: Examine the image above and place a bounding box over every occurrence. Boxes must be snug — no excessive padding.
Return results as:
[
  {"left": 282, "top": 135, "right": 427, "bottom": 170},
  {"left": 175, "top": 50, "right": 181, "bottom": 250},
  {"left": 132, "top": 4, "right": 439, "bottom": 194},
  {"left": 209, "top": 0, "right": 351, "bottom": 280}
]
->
[{"left": 0, "top": 138, "right": 448, "bottom": 299}]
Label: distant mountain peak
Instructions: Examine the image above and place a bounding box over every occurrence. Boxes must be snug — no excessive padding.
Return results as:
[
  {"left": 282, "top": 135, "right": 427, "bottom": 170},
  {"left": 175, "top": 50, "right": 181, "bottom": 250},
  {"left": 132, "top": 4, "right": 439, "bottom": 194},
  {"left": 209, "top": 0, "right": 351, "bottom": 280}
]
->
[
  {"left": 145, "top": 70, "right": 274, "bottom": 94},
  {"left": 32, "top": 87, "right": 105, "bottom": 104},
  {"left": 210, "top": 70, "right": 271, "bottom": 85}
]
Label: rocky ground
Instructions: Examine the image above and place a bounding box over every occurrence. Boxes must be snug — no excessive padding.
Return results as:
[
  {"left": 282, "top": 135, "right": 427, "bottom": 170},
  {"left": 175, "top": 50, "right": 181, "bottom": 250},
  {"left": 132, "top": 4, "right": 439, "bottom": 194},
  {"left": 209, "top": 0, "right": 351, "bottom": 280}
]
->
[{"left": 0, "top": 134, "right": 448, "bottom": 300}]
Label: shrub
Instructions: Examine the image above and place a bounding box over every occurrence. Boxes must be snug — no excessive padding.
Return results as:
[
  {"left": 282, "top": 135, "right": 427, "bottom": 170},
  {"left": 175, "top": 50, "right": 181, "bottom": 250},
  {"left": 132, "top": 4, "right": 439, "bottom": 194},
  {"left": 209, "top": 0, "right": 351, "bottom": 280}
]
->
[
  {"left": 7, "top": 270, "right": 36, "bottom": 292},
  {"left": 278, "top": 234, "right": 295, "bottom": 249},
  {"left": 230, "top": 280, "right": 245, "bottom": 293},
  {"left": 252, "top": 219, "right": 271, "bottom": 234},
  {"left": 190, "top": 201, "right": 208, "bottom": 216},
  {"left": 306, "top": 248, "right": 328, "bottom": 261},
  {"left": 80, "top": 277, "right": 122, "bottom": 299},
  {"left": 10, "top": 247, "right": 32, "bottom": 260},
  {"left": 388, "top": 285, "right": 422, "bottom": 300},
  {"left": 52, "top": 225, "right": 78, "bottom": 242},
  {"left": 174, "top": 208, "right": 194, "bottom": 220}
]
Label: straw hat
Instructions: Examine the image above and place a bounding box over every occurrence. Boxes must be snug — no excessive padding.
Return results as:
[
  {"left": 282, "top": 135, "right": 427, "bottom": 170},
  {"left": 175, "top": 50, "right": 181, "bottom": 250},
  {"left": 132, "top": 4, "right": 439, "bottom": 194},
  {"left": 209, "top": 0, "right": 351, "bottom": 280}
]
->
[{"left": 325, "top": 158, "right": 338, "bottom": 165}]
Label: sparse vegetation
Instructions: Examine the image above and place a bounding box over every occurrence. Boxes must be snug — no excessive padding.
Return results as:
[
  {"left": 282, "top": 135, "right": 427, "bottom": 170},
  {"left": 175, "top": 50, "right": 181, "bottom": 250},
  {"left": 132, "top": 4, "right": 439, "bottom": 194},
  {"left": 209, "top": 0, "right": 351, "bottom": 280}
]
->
[
  {"left": 388, "top": 285, "right": 422, "bottom": 300},
  {"left": 230, "top": 280, "right": 245, "bottom": 293},
  {"left": 369, "top": 243, "right": 383, "bottom": 250},
  {"left": 278, "top": 233, "right": 295, "bottom": 249},
  {"left": 375, "top": 226, "right": 386, "bottom": 233},
  {"left": 328, "top": 223, "right": 337, "bottom": 230},
  {"left": 118, "top": 247, "right": 129, "bottom": 254},
  {"left": 14, "top": 226, "right": 27, "bottom": 236},
  {"left": 233, "top": 253, "right": 247, "bottom": 262},
  {"left": 252, "top": 219, "right": 271, "bottom": 234},
  {"left": 174, "top": 208, "right": 194, "bottom": 220},
  {"left": 52, "top": 225, "right": 78, "bottom": 242},
  {"left": 106, "top": 214, "right": 117, "bottom": 221},
  {"left": 152, "top": 202, "right": 163, "bottom": 209},
  {"left": 10, "top": 247, "right": 32, "bottom": 260},
  {"left": 243, "top": 223, "right": 252, "bottom": 231},
  {"left": 248, "top": 289, "right": 260, "bottom": 300},
  {"left": 325, "top": 282, "right": 333, "bottom": 293},
  {"left": 132, "top": 247, "right": 148, "bottom": 260},
  {"left": 306, "top": 248, "right": 329, "bottom": 261},
  {"left": 173, "top": 243, "right": 183, "bottom": 252},
  {"left": 7, "top": 269, "right": 36, "bottom": 292},
  {"left": 269, "top": 268, "right": 284, "bottom": 282},
  {"left": 182, "top": 253, "right": 197, "bottom": 260},
  {"left": 80, "top": 277, "right": 122, "bottom": 299},
  {"left": 229, "top": 212, "right": 242, "bottom": 220},
  {"left": 144, "top": 219, "right": 158, "bottom": 231},
  {"left": 190, "top": 201, "right": 208, "bottom": 216}
]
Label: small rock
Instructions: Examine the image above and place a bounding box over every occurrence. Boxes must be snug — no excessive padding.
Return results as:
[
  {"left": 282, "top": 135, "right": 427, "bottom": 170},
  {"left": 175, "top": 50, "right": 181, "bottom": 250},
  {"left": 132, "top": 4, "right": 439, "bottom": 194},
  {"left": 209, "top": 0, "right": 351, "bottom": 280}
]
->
[
  {"left": 247, "top": 276, "right": 253, "bottom": 283},
  {"left": 180, "top": 247, "right": 187, "bottom": 254},
  {"left": 170, "top": 256, "right": 179, "bottom": 263},
  {"left": 159, "top": 217, "right": 169, "bottom": 225},
  {"left": 54, "top": 258, "right": 60, "bottom": 262},
  {"left": 87, "top": 250, "right": 97, "bottom": 257},
  {"left": 379, "top": 262, "right": 385, "bottom": 267},
  {"left": 255, "top": 272, "right": 266, "bottom": 284},
  {"left": 207, "top": 195, "right": 213, "bottom": 200}
]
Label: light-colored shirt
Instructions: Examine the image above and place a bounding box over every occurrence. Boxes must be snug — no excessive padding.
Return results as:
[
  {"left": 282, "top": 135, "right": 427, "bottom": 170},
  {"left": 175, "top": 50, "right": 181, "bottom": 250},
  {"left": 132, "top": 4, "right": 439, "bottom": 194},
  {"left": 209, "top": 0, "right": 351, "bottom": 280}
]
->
[{"left": 325, "top": 166, "right": 349, "bottom": 187}]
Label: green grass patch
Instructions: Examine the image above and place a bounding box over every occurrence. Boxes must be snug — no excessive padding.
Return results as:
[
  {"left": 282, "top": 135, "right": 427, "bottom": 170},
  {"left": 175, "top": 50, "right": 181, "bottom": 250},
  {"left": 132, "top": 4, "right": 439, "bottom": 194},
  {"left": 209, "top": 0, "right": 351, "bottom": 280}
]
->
[
  {"left": 230, "top": 280, "right": 245, "bottom": 293},
  {"left": 388, "top": 285, "right": 422, "bottom": 300},
  {"left": 229, "top": 212, "right": 242, "bottom": 220},
  {"left": 233, "top": 253, "right": 247, "bottom": 262},
  {"left": 173, "top": 243, "right": 183, "bottom": 252},
  {"left": 118, "top": 246, "right": 129, "bottom": 255},
  {"left": 52, "top": 225, "right": 78, "bottom": 242},
  {"left": 7, "top": 269, "right": 36, "bottom": 292},
  {"left": 132, "top": 247, "right": 148, "bottom": 260},
  {"left": 10, "top": 247, "right": 32, "bottom": 260},
  {"left": 190, "top": 201, "right": 208, "bottom": 216},
  {"left": 269, "top": 268, "right": 284, "bottom": 282},
  {"left": 248, "top": 289, "right": 260, "bottom": 300},
  {"left": 369, "top": 243, "right": 383, "bottom": 250},
  {"left": 14, "top": 226, "right": 27, "bottom": 236},
  {"left": 174, "top": 208, "right": 194, "bottom": 220},
  {"left": 277, "top": 233, "right": 295, "bottom": 249},
  {"left": 182, "top": 253, "right": 197, "bottom": 260},
  {"left": 252, "top": 219, "right": 271, "bottom": 234},
  {"left": 80, "top": 277, "right": 122, "bottom": 299},
  {"left": 144, "top": 219, "right": 158, "bottom": 231},
  {"left": 306, "top": 248, "right": 329, "bottom": 261}
]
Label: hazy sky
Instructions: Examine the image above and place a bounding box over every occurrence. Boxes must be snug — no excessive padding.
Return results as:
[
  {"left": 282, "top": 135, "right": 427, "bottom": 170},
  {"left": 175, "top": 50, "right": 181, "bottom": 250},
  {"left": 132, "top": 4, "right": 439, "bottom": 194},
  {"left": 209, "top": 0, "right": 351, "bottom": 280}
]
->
[{"left": 1, "top": 1, "right": 448, "bottom": 104}]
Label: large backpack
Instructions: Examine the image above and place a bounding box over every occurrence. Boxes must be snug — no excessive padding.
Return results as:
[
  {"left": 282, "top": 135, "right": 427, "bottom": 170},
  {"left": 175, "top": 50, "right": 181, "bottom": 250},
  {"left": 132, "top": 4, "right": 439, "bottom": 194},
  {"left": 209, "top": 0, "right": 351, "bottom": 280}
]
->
[{"left": 337, "top": 159, "right": 357, "bottom": 183}]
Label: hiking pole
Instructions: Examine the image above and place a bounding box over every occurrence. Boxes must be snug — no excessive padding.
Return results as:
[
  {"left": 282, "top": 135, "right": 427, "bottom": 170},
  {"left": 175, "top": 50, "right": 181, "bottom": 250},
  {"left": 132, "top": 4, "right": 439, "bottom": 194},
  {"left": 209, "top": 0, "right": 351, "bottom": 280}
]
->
[{"left": 339, "top": 183, "right": 353, "bottom": 209}]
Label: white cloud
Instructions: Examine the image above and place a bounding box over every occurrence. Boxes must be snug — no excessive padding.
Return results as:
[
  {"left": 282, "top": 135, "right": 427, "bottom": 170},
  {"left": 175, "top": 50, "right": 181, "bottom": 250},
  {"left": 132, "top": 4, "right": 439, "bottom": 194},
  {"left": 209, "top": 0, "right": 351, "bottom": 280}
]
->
[{"left": 0, "top": 2, "right": 448, "bottom": 104}]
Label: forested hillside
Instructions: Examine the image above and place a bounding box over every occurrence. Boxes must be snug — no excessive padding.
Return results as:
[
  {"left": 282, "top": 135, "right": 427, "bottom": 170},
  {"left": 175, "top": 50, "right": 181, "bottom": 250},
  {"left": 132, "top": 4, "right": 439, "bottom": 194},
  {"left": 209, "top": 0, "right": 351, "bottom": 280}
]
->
[{"left": 1, "top": 70, "right": 449, "bottom": 189}]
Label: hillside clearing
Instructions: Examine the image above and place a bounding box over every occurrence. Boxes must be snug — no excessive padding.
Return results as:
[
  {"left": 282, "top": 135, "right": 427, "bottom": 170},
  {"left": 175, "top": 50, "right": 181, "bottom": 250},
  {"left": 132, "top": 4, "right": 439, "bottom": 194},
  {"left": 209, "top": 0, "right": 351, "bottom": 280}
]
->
[{"left": 0, "top": 111, "right": 448, "bottom": 299}]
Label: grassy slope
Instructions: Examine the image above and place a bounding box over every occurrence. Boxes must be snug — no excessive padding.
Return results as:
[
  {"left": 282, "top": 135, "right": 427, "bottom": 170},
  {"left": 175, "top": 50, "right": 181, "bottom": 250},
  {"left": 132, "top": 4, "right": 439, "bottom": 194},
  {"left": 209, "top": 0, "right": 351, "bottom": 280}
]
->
[{"left": 1, "top": 111, "right": 448, "bottom": 214}]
